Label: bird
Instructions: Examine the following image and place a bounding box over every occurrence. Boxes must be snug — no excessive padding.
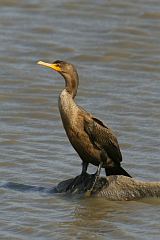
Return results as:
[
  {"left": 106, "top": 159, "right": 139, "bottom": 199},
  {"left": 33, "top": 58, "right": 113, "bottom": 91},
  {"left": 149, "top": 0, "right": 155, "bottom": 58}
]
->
[{"left": 37, "top": 60, "right": 131, "bottom": 179}]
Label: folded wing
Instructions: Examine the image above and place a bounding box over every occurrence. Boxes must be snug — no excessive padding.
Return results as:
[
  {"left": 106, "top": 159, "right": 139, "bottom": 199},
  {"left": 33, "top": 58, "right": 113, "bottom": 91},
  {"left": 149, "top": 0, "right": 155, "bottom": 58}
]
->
[{"left": 84, "top": 117, "right": 122, "bottom": 163}]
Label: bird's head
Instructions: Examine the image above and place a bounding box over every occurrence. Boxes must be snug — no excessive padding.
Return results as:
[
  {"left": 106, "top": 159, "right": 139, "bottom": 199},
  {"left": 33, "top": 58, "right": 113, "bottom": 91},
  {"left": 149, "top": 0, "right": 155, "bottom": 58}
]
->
[
  {"left": 37, "top": 59, "right": 79, "bottom": 97},
  {"left": 37, "top": 60, "right": 77, "bottom": 78}
]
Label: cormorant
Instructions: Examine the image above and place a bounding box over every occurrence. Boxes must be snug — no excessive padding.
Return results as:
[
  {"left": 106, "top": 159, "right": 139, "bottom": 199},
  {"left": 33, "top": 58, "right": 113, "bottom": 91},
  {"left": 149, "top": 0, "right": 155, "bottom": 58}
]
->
[{"left": 37, "top": 60, "right": 131, "bottom": 178}]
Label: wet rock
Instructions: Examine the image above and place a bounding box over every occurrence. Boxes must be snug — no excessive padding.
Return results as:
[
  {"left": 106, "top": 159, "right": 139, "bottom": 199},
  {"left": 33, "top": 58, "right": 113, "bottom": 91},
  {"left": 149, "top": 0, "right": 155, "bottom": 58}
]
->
[{"left": 55, "top": 173, "right": 160, "bottom": 201}]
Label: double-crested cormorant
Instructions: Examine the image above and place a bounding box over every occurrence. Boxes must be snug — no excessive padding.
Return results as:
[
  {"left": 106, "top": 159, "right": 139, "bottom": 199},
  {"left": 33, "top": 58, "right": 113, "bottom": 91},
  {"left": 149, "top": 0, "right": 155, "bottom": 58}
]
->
[{"left": 37, "top": 60, "right": 131, "bottom": 178}]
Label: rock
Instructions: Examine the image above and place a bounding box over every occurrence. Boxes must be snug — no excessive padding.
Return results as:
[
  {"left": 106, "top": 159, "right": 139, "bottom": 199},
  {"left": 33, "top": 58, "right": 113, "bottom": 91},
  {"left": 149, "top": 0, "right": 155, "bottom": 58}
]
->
[{"left": 55, "top": 173, "right": 160, "bottom": 201}]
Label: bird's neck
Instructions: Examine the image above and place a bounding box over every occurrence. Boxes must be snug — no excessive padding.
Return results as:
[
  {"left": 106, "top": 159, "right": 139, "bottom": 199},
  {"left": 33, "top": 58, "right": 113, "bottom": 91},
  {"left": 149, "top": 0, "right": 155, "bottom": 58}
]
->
[
  {"left": 59, "top": 89, "right": 78, "bottom": 129},
  {"left": 63, "top": 72, "right": 79, "bottom": 99}
]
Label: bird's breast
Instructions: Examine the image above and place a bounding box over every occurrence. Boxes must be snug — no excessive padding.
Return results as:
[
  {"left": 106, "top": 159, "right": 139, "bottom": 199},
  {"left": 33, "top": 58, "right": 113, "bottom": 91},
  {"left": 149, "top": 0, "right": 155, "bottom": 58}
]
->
[{"left": 58, "top": 90, "right": 101, "bottom": 165}]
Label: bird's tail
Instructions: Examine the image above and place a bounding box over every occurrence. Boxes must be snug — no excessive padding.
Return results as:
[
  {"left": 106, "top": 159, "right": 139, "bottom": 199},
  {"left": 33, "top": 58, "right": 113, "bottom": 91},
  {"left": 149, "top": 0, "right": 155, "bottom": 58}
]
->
[{"left": 105, "top": 166, "right": 132, "bottom": 178}]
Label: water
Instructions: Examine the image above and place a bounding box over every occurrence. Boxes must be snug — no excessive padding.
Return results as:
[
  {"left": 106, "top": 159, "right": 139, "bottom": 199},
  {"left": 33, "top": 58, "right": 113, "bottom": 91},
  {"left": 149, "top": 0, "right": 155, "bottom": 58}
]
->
[{"left": 0, "top": 0, "right": 160, "bottom": 239}]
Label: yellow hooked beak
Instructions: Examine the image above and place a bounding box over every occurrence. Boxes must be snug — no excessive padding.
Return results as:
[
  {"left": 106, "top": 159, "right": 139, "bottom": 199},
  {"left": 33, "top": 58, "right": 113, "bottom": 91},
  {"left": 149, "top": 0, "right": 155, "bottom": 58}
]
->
[{"left": 37, "top": 61, "right": 62, "bottom": 72}]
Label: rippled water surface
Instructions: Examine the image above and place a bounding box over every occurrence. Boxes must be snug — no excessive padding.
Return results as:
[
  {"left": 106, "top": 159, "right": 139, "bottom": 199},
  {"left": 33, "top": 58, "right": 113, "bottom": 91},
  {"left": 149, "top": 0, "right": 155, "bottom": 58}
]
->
[{"left": 0, "top": 0, "right": 160, "bottom": 239}]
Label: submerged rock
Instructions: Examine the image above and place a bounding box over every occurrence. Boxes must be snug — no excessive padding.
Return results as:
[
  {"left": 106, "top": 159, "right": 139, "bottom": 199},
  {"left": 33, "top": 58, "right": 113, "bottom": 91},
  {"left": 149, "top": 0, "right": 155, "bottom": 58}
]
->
[{"left": 55, "top": 173, "right": 160, "bottom": 201}]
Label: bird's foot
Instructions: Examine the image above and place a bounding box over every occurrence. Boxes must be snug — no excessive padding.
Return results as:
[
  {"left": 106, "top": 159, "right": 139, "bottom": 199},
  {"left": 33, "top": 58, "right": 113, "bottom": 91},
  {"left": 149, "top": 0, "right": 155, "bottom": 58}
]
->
[
  {"left": 66, "top": 172, "right": 89, "bottom": 193},
  {"left": 64, "top": 171, "right": 107, "bottom": 195}
]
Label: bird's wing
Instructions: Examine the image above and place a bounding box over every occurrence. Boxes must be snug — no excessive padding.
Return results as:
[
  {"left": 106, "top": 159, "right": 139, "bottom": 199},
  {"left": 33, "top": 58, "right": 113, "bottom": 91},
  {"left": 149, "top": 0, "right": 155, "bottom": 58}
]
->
[{"left": 84, "top": 117, "right": 122, "bottom": 163}]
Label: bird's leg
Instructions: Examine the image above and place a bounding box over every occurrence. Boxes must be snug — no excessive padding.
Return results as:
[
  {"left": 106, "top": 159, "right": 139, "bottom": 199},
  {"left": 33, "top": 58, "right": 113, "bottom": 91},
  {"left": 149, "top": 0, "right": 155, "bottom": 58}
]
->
[
  {"left": 87, "top": 162, "right": 103, "bottom": 195},
  {"left": 105, "top": 168, "right": 108, "bottom": 176},
  {"left": 66, "top": 162, "right": 88, "bottom": 191},
  {"left": 81, "top": 162, "right": 89, "bottom": 175},
  {"left": 95, "top": 161, "right": 103, "bottom": 177}
]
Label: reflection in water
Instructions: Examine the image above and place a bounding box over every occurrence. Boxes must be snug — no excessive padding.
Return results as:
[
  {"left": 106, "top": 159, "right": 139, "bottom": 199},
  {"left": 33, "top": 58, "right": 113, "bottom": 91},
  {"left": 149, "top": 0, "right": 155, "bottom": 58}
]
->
[
  {"left": 64, "top": 197, "right": 160, "bottom": 239},
  {"left": 0, "top": 181, "right": 57, "bottom": 193}
]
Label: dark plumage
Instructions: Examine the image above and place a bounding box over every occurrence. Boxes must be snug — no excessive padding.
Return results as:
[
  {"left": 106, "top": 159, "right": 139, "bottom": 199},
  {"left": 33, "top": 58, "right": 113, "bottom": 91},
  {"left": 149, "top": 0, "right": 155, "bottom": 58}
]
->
[{"left": 37, "top": 60, "right": 131, "bottom": 178}]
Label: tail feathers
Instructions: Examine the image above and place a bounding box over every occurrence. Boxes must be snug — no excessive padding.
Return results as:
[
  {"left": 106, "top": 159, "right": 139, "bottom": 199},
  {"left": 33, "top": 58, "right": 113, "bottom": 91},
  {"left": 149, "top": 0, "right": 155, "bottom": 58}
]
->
[{"left": 105, "top": 166, "right": 132, "bottom": 178}]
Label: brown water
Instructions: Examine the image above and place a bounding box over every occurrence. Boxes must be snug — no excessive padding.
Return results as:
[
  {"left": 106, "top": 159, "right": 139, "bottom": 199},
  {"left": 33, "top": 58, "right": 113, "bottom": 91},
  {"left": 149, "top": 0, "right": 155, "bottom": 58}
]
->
[{"left": 0, "top": 0, "right": 160, "bottom": 239}]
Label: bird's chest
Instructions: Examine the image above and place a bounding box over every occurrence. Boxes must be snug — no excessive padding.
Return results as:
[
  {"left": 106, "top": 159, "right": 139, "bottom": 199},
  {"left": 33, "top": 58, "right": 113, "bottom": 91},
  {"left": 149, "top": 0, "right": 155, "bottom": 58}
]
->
[{"left": 58, "top": 91, "right": 100, "bottom": 164}]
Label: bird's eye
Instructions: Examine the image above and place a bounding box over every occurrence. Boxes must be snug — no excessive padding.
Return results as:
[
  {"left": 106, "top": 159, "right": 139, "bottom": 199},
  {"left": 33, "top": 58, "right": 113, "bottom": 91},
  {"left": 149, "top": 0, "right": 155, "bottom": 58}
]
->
[
  {"left": 53, "top": 62, "right": 59, "bottom": 67},
  {"left": 53, "top": 60, "right": 62, "bottom": 66}
]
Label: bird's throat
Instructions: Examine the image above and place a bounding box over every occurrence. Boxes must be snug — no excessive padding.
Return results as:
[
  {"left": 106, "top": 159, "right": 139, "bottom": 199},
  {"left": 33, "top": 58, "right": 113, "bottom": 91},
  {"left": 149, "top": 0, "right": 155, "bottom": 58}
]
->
[{"left": 63, "top": 72, "right": 79, "bottom": 99}]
